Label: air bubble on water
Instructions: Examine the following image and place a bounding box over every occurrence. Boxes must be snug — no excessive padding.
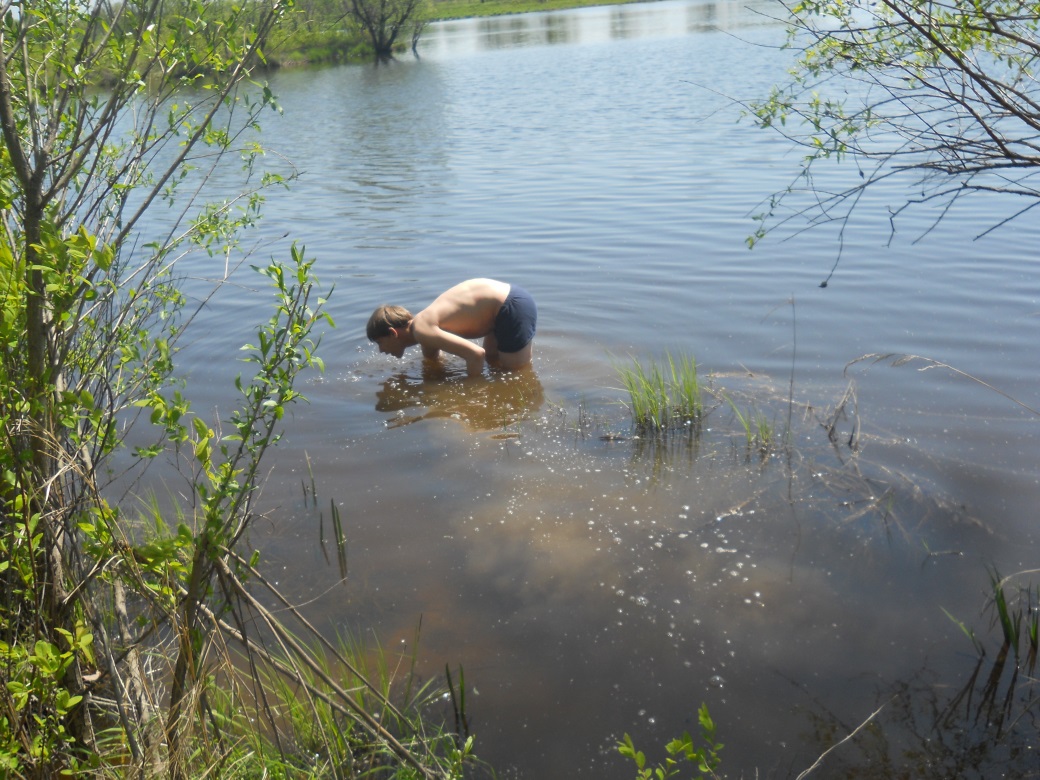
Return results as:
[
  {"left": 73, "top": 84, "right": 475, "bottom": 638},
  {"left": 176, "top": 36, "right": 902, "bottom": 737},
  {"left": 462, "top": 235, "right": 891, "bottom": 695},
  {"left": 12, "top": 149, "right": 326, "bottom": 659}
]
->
[{"left": 709, "top": 675, "right": 725, "bottom": 688}]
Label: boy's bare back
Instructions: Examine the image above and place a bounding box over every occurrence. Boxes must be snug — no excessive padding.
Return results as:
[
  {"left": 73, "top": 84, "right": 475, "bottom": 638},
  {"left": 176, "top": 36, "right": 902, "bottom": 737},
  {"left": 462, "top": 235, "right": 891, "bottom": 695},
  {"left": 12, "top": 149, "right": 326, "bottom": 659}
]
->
[{"left": 413, "top": 279, "right": 510, "bottom": 340}]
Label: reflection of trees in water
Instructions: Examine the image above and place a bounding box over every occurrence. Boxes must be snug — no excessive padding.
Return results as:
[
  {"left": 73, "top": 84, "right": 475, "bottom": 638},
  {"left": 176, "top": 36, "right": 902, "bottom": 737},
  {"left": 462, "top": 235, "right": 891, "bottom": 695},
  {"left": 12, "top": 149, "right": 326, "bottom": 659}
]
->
[
  {"left": 374, "top": 365, "right": 545, "bottom": 432},
  {"left": 465, "top": 0, "right": 782, "bottom": 51},
  {"left": 794, "top": 639, "right": 1038, "bottom": 778}
]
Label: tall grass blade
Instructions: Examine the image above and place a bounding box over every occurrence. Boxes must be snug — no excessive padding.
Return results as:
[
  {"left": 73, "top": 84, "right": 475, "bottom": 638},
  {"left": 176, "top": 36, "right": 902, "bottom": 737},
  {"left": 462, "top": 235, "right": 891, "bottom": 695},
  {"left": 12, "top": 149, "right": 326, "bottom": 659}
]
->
[
  {"left": 331, "top": 498, "right": 348, "bottom": 581},
  {"left": 990, "top": 567, "right": 1021, "bottom": 657},
  {"left": 446, "top": 664, "right": 469, "bottom": 744},
  {"left": 942, "top": 607, "right": 985, "bottom": 657}
]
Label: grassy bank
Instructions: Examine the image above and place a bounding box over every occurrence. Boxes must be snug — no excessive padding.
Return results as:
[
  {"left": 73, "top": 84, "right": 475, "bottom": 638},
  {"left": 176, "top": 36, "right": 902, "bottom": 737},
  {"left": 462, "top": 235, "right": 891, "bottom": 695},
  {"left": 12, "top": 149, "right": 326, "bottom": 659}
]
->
[{"left": 428, "top": 0, "right": 658, "bottom": 21}]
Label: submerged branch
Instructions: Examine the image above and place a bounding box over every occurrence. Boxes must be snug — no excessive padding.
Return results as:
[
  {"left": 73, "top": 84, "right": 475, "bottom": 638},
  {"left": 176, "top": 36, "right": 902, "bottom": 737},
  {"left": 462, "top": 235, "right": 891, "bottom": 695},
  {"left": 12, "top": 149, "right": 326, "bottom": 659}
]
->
[{"left": 846, "top": 353, "right": 1040, "bottom": 417}]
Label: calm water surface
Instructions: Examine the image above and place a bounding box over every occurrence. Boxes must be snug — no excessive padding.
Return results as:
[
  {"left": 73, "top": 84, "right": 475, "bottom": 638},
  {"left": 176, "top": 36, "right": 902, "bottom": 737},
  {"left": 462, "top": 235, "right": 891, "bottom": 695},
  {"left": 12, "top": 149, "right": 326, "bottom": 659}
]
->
[{"left": 164, "top": 1, "right": 1040, "bottom": 776}]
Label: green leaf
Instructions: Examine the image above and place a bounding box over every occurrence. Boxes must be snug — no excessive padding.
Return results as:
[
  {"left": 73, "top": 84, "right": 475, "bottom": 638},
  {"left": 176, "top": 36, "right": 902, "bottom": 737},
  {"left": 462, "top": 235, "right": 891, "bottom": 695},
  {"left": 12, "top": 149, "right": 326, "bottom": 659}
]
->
[
  {"left": 31, "top": 641, "right": 62, "bottom": 676},
  {"left": 192, "top": 417, "right": 210, "bottom": 438},
  {"left": 618, "top": 733, "right": 646, "bottom": 770}
]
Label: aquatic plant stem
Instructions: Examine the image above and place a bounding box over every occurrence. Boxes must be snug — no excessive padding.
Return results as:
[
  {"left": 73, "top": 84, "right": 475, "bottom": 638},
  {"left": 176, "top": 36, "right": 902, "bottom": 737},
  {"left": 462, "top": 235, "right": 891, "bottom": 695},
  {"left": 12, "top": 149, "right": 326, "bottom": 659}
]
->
[
  {"left": 847, "top": 353, "right": 1040, "bottom": 417},
  {"left": 787, "top": 296, "right": 796, "bottom": 451},
  {"left": 795, "top": 697, "right": 894, "bottom": 780}
]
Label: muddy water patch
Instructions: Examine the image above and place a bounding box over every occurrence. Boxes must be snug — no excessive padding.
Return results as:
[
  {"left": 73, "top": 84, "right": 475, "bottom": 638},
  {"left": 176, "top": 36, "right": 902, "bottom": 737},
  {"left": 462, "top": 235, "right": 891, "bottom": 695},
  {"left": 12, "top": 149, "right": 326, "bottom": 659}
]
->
[
  {"left": 438, "top": 407, "right": 1000, "bottom": 776},
  {"left": 253, "top": 362, "right": 1008, "bottom": 778}
]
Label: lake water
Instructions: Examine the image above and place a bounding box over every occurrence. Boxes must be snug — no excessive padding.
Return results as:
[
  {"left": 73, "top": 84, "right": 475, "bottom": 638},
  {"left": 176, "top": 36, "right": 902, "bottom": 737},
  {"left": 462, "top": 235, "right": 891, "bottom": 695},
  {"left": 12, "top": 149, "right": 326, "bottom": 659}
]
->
[{"left": 161, "top": 1, "right": 1040, "bottom": 776}]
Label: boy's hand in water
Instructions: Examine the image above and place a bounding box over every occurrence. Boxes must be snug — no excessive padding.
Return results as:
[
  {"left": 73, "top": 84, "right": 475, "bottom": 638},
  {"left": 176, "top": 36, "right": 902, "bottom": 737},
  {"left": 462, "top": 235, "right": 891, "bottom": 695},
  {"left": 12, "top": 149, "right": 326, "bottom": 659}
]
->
[{"left": 466, "top": 350, "right": 486, "bottom": 378}]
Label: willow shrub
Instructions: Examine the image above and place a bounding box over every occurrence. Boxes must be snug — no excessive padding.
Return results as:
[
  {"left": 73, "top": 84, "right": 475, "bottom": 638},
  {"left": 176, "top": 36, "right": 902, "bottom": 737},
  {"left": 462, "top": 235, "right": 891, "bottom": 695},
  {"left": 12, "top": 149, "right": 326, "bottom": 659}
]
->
[{"left": 0, "top": 2, "right": 467, "bottom": 777}]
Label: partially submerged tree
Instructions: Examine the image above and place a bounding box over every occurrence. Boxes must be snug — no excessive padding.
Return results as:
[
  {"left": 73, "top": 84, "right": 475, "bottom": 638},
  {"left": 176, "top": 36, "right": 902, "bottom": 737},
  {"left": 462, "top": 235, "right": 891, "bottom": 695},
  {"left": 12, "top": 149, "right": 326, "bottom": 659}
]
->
[
  {"left": 0, "top": 1, "right": 458, "bottom": 777},
  {"left": 749, "top": 0, "right": 1040, "bottom": 261},
  {"left": 346, "top": 0, "right": 430, "bottom": 58}
]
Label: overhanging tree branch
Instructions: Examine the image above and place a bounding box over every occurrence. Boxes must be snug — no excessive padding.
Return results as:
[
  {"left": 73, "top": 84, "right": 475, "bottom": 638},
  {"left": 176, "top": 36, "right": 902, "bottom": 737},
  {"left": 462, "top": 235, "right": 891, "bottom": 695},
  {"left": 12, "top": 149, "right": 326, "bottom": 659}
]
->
[{"left": 748, "top": 0, "right": 1040, "bottom": 255}]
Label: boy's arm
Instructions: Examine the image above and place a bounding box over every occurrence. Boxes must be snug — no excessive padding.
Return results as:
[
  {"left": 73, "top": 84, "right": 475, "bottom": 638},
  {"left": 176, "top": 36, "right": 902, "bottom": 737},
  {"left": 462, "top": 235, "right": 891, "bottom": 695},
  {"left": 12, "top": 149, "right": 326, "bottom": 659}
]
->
[{"left": 412, "top": 321, "right": 485, "bottom": 376}]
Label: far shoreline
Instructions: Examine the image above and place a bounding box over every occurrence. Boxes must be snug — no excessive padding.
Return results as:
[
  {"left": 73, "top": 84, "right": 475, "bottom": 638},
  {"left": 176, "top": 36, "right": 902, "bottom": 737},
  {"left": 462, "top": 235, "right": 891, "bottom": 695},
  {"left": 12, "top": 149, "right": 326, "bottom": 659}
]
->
[
  {"left": 428, "top": 0, "right": 665, "bottom": 22},
  {"left": 260, "top": 0, "right": 668, "bottom": 69}
]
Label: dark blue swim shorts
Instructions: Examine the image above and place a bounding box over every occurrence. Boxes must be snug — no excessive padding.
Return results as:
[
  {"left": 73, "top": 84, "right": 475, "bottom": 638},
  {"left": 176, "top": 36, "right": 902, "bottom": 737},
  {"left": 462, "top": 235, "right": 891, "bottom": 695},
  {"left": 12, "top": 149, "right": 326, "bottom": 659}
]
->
[{"left": 493, "top": 285, "right": 537, "bottom": 353}]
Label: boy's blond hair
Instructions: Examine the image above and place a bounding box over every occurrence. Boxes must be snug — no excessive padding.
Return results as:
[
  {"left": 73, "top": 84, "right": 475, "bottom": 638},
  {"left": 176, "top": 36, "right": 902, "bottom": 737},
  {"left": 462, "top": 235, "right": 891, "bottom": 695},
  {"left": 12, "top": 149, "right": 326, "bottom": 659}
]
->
[{"left": 366, "top": 304, "right": 412, "bottom": 341}]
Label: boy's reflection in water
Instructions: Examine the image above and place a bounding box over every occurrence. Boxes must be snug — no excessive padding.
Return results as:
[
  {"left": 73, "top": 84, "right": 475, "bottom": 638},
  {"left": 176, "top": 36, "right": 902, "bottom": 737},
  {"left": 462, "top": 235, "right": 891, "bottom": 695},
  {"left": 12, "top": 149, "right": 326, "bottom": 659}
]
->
[{"left": 375, "top": 363, "right": 545, "bottom": 432}]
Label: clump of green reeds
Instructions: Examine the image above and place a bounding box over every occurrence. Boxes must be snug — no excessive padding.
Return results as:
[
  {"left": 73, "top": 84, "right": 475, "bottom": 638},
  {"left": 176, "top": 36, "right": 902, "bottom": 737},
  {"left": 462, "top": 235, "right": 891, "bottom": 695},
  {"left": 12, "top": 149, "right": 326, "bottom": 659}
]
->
[
  {"left": 723, "top": 394, "right": 775, "bottom": 458},
  {"left": 616, "top": 352, "right": 703, "bottom": 435}
]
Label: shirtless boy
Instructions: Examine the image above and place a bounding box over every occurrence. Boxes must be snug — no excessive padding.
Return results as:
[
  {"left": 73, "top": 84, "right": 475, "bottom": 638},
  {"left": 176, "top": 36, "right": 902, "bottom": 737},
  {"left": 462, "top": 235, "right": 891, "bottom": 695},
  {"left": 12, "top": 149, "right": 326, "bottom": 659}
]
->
[{"left": 366, "top": 279, "right": 537, "bottom": 377}]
